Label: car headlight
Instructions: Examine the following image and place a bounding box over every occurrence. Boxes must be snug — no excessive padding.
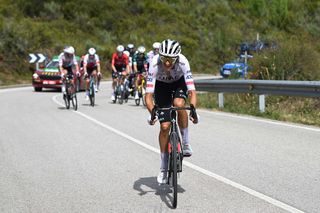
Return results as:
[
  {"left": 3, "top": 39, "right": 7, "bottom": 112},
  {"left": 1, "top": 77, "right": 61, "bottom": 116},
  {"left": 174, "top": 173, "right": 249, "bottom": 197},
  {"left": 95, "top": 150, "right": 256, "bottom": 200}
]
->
[{"left": 33, "top": 73, "right": 39, "bottom": 79}]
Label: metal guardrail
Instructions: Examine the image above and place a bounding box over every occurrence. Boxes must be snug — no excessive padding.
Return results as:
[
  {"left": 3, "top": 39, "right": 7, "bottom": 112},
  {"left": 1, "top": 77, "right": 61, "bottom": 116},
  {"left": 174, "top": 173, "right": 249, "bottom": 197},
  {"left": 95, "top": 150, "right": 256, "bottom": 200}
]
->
[{"left": 194, "top": 79, "right": 320, "bottom": 112}]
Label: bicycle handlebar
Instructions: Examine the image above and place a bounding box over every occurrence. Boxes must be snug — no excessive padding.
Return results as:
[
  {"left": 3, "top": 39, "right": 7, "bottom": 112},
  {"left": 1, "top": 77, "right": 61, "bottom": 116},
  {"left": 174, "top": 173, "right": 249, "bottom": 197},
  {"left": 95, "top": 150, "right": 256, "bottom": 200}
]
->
[
  {"left": 156, "top": 106, "right": 192, "bottom": 111},
  {"left": 151, "top": 105, "right": 198, "bottom": 124}
]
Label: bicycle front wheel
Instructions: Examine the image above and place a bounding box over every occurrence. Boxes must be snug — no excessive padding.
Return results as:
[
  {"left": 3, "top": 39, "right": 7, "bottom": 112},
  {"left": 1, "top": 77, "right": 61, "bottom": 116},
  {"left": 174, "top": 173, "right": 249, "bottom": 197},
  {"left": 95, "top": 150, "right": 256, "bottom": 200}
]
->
[
  {"left": 64, "top": 94, "right": 70, "bottom": 109},
  {"left": 89, "top": 93, "right": 95, "bottom": 107},
  {"left": 169, "top": 133, "right": 178, "bottom": 208},
  {"left": 71, "top": 93, "right": 78, "bottom": 111},
  {"left": 118, "top": 89, "right": 124, "bottom": 105}
]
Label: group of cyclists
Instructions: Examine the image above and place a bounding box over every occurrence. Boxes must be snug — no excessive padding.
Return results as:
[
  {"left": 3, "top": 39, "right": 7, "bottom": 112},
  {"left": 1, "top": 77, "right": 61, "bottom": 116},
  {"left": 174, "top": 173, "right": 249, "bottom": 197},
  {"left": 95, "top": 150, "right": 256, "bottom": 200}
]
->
[
  {"left": 58, "top": 39, "right": 199, "bottom": 184},
  {"left": 110, "top": 42, "right": 160, "bottom": 101}
]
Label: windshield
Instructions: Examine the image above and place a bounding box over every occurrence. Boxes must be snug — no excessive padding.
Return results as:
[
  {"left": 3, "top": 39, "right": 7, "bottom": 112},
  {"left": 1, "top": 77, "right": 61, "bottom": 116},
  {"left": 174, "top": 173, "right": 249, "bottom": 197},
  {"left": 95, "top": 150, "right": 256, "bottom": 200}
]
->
[{"left": 46, "top": 60, "right": 59, "bottom": 68}]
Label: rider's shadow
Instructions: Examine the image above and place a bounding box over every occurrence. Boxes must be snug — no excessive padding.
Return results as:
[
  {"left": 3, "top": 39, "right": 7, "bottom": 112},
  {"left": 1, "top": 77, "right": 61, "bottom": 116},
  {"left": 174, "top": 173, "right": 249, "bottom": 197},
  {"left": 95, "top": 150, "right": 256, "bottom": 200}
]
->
[{"left": 133, "top": 176, "right": 186, "bottom": 208}]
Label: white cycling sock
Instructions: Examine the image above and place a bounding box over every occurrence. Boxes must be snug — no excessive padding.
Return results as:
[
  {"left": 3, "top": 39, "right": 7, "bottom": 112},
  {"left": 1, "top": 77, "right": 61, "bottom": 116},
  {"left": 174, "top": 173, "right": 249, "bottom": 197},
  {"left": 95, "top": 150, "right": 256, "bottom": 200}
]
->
[
  {"left": 160, "top": 152, "right": 169, "bottom": 171},
  {"left": 180, "top": 128, "right": 189, "bottom": 145},
  {"left": 62, "top": 85, "right": 66, "bottom": 93}
]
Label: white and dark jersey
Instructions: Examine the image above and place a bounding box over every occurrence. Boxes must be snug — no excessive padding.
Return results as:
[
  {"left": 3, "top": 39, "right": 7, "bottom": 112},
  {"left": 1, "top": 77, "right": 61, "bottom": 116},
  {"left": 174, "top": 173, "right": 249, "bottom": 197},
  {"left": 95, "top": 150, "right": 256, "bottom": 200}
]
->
[
  {"left": 83, "top": 53, "right": 100, "bottom": 68},
  {"left": 146, "top": 54, "right": 195, "bottom": 93},
  {"left": 58, "top": 52, "right": 78, "bottom": 68}
]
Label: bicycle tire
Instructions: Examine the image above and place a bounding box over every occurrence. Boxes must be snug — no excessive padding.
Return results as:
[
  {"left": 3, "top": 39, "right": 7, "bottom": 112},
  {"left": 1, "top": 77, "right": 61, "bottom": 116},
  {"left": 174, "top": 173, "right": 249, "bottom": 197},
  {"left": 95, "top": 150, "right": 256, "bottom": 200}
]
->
[
  {"left": 89, "top": 80, "right": 95, "bottom": 107},
  {"left": 64, "top": 94, "right": 70, "bottom": 109},
  {"left": 71, "top": 93, "right": 78, "bottom": 111},
  {"left": 135, "top": 97, "right": 140, "bottom": 106},
  {"left": 170, "top": 132, "right": 178, "bottom": 208},
  {"left": 118, "top": 88, "right": 124, "bottom": 105},
  {"left": 89, "top": 94, "right": 95, "bottom": 106}
]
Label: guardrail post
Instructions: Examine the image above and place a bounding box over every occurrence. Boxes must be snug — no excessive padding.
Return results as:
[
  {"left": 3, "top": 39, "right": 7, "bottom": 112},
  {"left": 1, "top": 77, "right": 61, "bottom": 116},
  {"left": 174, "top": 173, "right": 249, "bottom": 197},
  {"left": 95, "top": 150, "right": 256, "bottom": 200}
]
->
[
  {"left": 218, "top": 92, "right": 224, "bottom": 108},
  {"left": 259, "top": 94, "right": 265, "bottom": 113}
]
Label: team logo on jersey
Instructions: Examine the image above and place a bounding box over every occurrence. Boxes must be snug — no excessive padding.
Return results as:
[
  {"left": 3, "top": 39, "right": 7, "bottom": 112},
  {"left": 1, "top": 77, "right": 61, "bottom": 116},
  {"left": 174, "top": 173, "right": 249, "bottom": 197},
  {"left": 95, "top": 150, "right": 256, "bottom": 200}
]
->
[{"left": 186, "top": 75, "right": 193, "bottom": 79}]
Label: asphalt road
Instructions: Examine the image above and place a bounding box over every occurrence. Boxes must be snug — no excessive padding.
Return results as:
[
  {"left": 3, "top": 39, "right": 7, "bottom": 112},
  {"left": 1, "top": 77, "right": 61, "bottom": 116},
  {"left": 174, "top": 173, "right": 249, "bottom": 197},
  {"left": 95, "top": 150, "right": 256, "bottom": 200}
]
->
[{"left": 0, "top": 82, "right": 319, "bottom": 213}]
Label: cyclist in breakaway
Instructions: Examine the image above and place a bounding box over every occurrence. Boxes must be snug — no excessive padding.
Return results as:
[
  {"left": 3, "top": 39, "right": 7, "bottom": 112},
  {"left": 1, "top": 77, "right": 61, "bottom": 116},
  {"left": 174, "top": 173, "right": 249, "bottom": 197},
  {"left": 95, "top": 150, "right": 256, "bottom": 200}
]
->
[
  {"left": 145, "top": 39, "right": 198, "bottom": 184},
  {"left": 147, "top": 42, "right": 161, "bottom": 67},
  {"left": 59, "top": 46, "right": 80, "bottom": 97},
  {"left": 83, "top": 47, "right": 101, "bottom": 100},
  {"left": 133, "top": 45, "right": 148, "bottom": 100},
  {"left": 111, "top": 45, "right": 130, "bottom": 101}
]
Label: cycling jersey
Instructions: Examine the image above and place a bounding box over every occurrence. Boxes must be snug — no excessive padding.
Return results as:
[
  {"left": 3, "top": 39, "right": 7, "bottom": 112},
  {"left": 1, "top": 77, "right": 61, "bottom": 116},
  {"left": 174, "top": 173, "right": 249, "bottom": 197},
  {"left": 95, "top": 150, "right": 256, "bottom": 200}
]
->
[
  {"left": 111, "top": 53, "right": 129, "bottom": 72},
  {"left": 133, "top": 53, "right": 148, "bottom": 73},
  {"left": 58, "top": 52, "right": 78, "bottom": 69},
  {"left": 146, "top": 54, "right": 195, "bottom": 93},
  {"left": 83, "top": 54, "right": 100, "bottom": 69},
  {"left": 147, "top": 50, "right": 157, "bottom": 65}
]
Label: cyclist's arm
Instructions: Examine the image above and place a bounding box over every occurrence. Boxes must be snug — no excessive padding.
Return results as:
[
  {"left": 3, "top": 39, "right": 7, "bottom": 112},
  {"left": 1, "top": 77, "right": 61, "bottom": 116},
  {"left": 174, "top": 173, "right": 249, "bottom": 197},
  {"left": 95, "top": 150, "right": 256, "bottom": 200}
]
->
[
  {"left": 145, "top": 93, "right": 154, "bottom": 114},
  {"left": 124, "top": 54, "right": 130, "bottom": 73},
  {"left": 181, "top": 55, "right": 196, "bottom": 107},
  {"left": 146, "top": 56, "right": 158, "bottom": 113},
  {"left": 111, "top": 53, "right": 117, "bottom": 72},
  {"left": 72, "top": 55, "right": 80, "bottom": 73},
  {"left": 188, "top": 90, "right": 197, "bottom": 108},
  {"left": 96, "top": 55, "right": 101, "bottom": 73}
]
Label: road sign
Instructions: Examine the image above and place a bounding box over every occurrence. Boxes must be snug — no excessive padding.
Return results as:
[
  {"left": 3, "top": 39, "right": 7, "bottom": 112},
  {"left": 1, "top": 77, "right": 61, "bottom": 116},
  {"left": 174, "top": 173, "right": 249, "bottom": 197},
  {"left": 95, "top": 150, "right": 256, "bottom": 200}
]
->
[{"left": 29, "top": 53, "right": 46, "bottom": 63}]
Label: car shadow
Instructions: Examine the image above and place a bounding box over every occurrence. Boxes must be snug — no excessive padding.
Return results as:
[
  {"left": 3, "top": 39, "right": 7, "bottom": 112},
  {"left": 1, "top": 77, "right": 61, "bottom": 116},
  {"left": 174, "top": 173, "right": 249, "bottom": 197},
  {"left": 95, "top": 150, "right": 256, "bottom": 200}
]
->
[
  {"left": 133, "top": 176, "right": 185, "bottom": 209},
  {"left": 33, "top": 89, "right": 61, "bottom": 93}
]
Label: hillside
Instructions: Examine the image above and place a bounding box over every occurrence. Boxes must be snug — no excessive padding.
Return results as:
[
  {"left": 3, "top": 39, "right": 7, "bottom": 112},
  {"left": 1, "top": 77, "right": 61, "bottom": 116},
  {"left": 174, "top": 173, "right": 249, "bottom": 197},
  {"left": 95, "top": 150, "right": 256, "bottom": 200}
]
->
[{"left": 1, "top": 0, "right": 320, "bottom": 85}]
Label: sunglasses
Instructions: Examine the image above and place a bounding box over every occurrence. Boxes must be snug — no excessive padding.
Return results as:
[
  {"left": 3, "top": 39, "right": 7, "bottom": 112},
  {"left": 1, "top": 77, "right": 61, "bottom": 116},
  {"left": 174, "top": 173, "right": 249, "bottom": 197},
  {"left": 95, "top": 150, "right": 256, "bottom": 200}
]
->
[{"left": 160, "top": 56, "right": 178, "bottom": 64}]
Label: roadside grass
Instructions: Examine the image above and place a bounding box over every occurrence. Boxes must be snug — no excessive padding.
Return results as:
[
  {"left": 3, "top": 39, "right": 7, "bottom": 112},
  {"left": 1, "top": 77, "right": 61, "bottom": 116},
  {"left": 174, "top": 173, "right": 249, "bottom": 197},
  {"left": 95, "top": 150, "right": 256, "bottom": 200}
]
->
[{"left": 197, "top": 92, "right": 320, "bottom": 127}]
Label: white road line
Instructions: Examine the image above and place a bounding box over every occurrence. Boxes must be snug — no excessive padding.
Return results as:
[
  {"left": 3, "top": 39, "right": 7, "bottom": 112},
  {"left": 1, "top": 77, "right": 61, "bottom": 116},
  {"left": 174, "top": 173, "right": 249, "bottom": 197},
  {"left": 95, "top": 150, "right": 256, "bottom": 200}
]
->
[
  {"left": 52, "top": 95, "right": 305, "bottom": 213},
  {"left": 198, "top": 109, "right": 320, "bottom": 133}
]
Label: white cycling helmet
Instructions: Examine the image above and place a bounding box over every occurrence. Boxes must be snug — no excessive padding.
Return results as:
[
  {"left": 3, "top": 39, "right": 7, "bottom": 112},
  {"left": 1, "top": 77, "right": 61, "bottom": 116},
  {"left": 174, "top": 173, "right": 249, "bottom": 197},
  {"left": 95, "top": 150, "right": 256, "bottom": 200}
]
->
[
  {"left": 88, "top": 47, "right": 96, "bottom": 55},
  {"left": 152, "top": 42, "right": 161, "bottom": 49},
  {"left": 137, "top": 46, "right": 146, "bottom": 54},
  {"left": 116, "top": 45, "right": 124, "bottom": 52},
  {"left": 123, "top": 50, "right": 130, "bottom": 57},
  {"left": 127, "top": 43, "right": 134, "bottom": 49},
  {"left": 64, "top": 46, "right": 75, "bottom": 54},
  {"left": 159, "top": 39, "right": 181, "bottom": 57}
]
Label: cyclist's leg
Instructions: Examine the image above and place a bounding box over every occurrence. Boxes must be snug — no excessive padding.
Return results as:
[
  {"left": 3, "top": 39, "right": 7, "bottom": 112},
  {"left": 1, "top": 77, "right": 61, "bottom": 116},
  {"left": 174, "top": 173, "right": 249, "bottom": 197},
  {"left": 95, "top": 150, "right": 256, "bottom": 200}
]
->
[
  {"left": 91, "top": 69, "right": 97, "bottom": 91},
  {"left": 155, "top": 80, "right": 173, "bottom": 181},
  {"left": 111, "top": 72, "right": 118, "bottom": 100},
  {"left": 173, "top": 77, "right": 192, "bottom": 156},
  {"left": 61, "top": 69, "right": 68, "bottom": 94}
]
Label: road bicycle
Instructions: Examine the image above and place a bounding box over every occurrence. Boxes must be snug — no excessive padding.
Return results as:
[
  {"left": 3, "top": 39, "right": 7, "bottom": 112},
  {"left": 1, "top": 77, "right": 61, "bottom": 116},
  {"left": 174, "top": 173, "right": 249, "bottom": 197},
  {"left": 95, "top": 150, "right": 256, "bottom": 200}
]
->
[
  {"left": 88, "top": 75, "right": 95, "bottom": 107},
  {"left": 63, "top": 74, "right": 77, "bottom": 111},
  {"left": 113, "top": 72, "right": 126, "bottom": 104},
  {"left": 153, "top": 106, "right": 195, "bottom": 208},
  {"left": 135, "top": 73, "right": 146, "bottom": 106}
]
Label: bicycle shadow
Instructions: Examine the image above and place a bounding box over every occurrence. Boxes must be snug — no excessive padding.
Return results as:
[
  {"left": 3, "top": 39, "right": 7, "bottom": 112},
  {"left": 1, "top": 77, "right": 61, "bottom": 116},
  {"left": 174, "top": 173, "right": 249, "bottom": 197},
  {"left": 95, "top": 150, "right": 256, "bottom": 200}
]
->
[
  {"left": 81, "top": 103, "right": 99, "bottom": 107},
  {"left": 133, "top": 176, "right": 185, "bottom": 209}
]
